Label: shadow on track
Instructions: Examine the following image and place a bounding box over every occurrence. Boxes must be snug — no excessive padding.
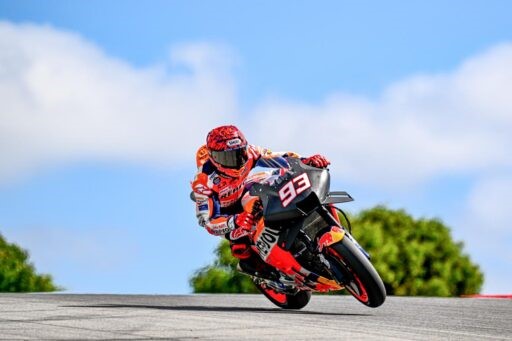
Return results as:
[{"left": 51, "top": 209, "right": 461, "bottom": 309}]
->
[{"left": 65, "top": 304, "right": 369, "bottom": 316}]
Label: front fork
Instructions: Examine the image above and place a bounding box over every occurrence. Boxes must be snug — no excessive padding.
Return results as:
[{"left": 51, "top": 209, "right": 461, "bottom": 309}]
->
[
  {"left": 320, "top": 204, "right": 371, "bottom": 260},
  {"left": 316, "top": 203, "right": 346, "bottom": 252}
]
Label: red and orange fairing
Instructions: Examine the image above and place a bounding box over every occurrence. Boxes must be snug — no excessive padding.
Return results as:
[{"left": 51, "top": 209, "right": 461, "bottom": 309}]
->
[{"left": 250, "top": 211, "right": 343, "bottom": 292}]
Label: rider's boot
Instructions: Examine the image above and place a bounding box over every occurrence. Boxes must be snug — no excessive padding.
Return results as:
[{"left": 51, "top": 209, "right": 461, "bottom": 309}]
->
[{"left": 237, "top": 250, "right": 278, "bottom": 280}]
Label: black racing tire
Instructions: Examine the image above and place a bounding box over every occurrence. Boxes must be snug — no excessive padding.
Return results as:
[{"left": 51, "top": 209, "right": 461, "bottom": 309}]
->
[
  {"left": 253, "top": 281, "right": 311, "bottom": 310},
  {"left": 327, "top": 236, "right": 386, "bottom": 308}
]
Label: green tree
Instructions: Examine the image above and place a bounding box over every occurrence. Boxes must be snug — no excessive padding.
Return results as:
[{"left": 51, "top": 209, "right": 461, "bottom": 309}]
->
[
  {"left": 350, "top": 206, "right": 483, "bottom": 296},
  {"left": 190, "top": 206, "right": 484, "bottom": 296},
  {"left": 190, "top": 239, "right": 256, "bottom": 293},
  {"left": 0, "top": 233, "right": 59, "bottom": 292}
]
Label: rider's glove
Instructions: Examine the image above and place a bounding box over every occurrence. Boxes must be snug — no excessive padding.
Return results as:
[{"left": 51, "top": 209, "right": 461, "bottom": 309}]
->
[
  {"left": 302, "top": 154, "right": 330, "bottom": 168},
  {"left": 229, "top": 212, "right": 255, "bottom": 240}
]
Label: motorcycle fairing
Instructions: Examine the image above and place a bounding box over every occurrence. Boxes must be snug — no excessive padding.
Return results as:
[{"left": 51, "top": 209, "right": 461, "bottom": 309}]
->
[
  {"left": 252, "top": 214, "right": 343, "bottom": 292},
  {"left": 249, "top": 157, "right": 348, "bottom": 251},
  {"left": 253, "top": 235, "right": 343, "bottom": 292},
  {"left": 317, "top": 226, "right": 345, "bottom": 252},
  {"left": 323, "top": 191, "right": 354, "bottom": 204},
  {"left": 246, "top": 157, "right": 358, "bottom": 292},
  {"left": 253, "top": 221, "right": 280, "bottom": 261},
  {"left": 249, "top": 158, "right": 330, "bottom": 225}
]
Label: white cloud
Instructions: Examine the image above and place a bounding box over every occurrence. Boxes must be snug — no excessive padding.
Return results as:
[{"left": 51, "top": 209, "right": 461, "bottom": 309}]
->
[
  {"left": 2, "top": 21, "right": 511, "bottom": 188},
  {"left": 0, "top": 21, "right": 237, "bottom": 183},
  {"left": 249, "top": 43, "right": 512, "bottom": 187}
]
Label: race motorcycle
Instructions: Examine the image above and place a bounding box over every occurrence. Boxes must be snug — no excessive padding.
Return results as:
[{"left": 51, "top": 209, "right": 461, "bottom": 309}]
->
[{"left": 238, "top": 156, "right": 386, "bottom": 309}]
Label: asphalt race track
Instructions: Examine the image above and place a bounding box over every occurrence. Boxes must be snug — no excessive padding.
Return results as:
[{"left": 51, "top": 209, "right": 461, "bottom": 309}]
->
[{"left": 0, "top": 294, "right": 511, "bottom": 340}]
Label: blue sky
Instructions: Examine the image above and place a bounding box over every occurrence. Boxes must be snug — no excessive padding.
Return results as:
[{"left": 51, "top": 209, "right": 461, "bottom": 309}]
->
[{"left": 1, "top": 1, "right": 511, "bottom": 294}]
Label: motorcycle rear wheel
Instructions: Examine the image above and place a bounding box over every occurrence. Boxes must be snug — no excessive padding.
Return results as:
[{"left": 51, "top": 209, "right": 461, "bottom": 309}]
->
[
  {"left": 253, "top": 281, "right": 311, "bottom": 309},
  {"left": 327, "top": 237, "right": 386, "bottom": 308}
]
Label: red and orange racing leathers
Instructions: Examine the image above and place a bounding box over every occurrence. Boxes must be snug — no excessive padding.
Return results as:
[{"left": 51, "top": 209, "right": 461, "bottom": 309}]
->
[{"left": 191, "top": 144, "right": 298, "bottom": 237}]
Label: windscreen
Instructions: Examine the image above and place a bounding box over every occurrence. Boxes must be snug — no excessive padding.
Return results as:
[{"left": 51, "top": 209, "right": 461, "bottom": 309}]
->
[{"left": 246, "top": 156, "right": 291, "bottom": 189}]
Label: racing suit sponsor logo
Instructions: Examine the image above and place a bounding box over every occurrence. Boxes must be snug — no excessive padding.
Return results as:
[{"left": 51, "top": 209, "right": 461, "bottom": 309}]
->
[
  {"left": 208, "top": 172, "right": 221, "bottom": 186},
  {"left": 219, "top": 182, "right": 244, "bottom": 200},
  {"left": 255, "top": 226, "right": 280, "bottom": 260},
  {"left": 208, "top": 220, "right": 233, "bottom": 235},
  {"left": 195, "top": 196, "right": 210, "bottom": 227}
]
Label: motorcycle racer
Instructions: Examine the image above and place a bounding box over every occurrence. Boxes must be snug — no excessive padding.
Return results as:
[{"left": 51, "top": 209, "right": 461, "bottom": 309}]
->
[{"left": 191, "top": 125, "right": 330, "bottom": 276}]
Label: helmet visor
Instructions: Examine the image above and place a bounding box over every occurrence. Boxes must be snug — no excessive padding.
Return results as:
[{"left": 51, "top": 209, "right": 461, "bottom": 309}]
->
[{"left": 210, "top": 147, "right": 248, "bottom": 169}]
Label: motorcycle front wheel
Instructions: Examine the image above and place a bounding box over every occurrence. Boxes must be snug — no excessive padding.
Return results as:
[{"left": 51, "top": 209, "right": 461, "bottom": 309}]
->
[
  {"left": 253, "top": 280, "right": 311, "bottom": 310},
  {"left": 326, "top": 236, "right": 386, "bottom": 308}
]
